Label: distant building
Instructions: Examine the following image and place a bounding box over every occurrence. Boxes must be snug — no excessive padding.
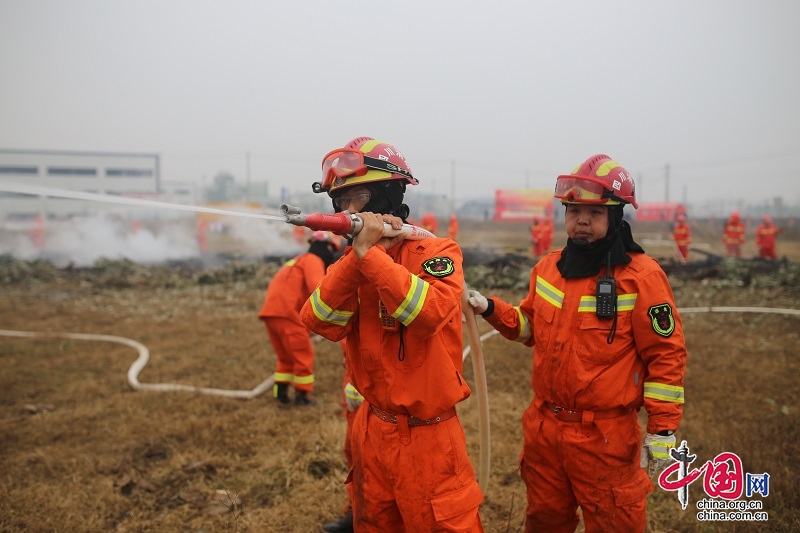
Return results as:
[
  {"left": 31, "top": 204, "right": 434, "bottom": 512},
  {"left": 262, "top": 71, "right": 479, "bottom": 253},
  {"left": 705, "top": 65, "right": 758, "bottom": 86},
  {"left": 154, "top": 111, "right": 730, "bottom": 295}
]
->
[{"left": 0, "top": 149, "right": 195, "bottom": 220}]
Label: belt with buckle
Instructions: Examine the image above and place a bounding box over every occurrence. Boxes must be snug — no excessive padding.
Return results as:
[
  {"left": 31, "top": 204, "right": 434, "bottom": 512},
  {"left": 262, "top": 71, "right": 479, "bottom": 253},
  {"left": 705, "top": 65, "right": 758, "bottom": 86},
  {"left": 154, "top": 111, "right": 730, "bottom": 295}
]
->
[
  {"left": 368, "top": 404, "right": 456, "bottom": 427},
  {"left": 543, "top": 401, "right": 632, "bottom": 422}
]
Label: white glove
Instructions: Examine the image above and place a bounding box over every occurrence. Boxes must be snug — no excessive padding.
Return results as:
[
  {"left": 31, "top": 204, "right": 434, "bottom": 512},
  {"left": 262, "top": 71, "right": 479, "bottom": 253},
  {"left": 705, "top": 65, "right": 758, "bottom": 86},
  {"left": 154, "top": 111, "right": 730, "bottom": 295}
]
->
[
  {"left": 344, "top": 382, "right": 364, "bottom": 412},
  {"left": 310, "top": 333, "right": 324, "bottom": 344},
  {"left": 467, "top": 289, "right": 489, "bottom": 314},
  {"left": 640, "top": 432, "right": 677, "bottom": 477}
]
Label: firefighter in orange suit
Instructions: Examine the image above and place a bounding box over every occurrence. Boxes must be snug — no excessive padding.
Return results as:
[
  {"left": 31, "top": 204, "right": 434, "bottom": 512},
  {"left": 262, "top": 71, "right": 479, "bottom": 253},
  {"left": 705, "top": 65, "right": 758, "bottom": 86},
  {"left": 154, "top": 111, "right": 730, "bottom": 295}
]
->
[
  {"left": 541, "top": 215, "right": 554, "bottom": 255},
  {"left": 301, "top": 137, "right": 484, "bottom": 532},
  {"left": 259, "top": 231, "right": 342, "bottom": 406},
  {"left": 672, "top": 213, "right": 692, "bottom": 262},
  {"left": 530, "top": 217, "right": 542, "bottom": 257},
  {"left": 722, "top": 211, "right": 745, "bottom": 257},
  {"left": 447, "top": 213, "right": 459, "bottom": 241},
  {"left": 468, "top": 154, "right": 687, "bottom": 533},
  {"left": 755, "top": 215, "right": 780, "bottom": 260}
]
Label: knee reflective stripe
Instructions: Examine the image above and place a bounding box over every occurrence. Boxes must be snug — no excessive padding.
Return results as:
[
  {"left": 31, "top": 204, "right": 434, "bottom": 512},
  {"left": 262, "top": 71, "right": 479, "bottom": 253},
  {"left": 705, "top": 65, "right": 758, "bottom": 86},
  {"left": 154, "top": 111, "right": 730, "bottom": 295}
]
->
[
  {"left": 294, "top": 374, "right": 315, "bottom": 386},
  {"left": 644, "top": 382, "right": 684, "bottom": 403},
  {"left": 309, "top": 288, "right": 353, "bottom": 326}
]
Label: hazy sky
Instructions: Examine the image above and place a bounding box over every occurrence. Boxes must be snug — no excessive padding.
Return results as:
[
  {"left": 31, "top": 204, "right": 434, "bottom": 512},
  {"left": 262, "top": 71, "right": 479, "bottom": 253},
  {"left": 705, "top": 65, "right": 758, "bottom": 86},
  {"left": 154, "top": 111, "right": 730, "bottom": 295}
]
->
[{"left": 2, "top": 0, "right": 799, "bottom": 209}]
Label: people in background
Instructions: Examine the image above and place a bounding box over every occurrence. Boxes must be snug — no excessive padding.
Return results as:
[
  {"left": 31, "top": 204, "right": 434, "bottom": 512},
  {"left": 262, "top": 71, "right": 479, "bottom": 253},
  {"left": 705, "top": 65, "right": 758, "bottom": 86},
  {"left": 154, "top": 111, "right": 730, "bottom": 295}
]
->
[
  {"left": 722, "top": 211, "right": 745, "bottom": 258},
  {"left": 672, "top": 213, "right": 692, "bottom": 262},
  {"left": 447, "top": 213, "right": 459, "bottom": 241},
  {"left": 258, "top": 231, "right": 342, "bottom": 406},
  {"left": 468, "top": 154, "right": 687, "bottom": 532},
  {"left": 755, "top": 215, "right": 781, "bottom": 260}
]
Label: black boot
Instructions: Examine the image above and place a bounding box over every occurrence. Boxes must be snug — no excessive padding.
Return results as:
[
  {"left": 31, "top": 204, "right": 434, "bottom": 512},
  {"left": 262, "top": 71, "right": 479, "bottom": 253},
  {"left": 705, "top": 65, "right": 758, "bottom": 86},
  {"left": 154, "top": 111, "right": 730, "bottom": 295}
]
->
[
  {"left": 294, "top": 390, "right": 318, "bottom": 406},
  {"left": 322, "top": 511, "right": 353, "bottom": 533},
  {"left": 273, "top": 383, "right": 291, "bottom": 406}
]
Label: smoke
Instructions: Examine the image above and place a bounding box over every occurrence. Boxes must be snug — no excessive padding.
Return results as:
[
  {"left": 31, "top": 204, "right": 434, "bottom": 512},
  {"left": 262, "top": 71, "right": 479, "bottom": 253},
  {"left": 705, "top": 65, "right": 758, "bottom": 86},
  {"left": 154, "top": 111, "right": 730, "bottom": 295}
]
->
[{"left": 0, "top": 212, "right": 306, "bottom": 267}]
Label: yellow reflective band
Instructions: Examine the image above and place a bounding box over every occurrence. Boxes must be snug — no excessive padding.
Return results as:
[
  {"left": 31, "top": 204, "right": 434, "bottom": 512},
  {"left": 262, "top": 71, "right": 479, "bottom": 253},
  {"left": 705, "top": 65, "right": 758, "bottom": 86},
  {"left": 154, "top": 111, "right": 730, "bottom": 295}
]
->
[
  {"left": 393, "top": 274, "right": 429, "bottom": 326},
  {"left": 293, "top": 374, "right": 315, "bottom": 385},
  {"left": 535, "top": 276, "right": 564, "bottom": 309},
  {"left": 274, "top": 372, "right": 292, "bottom": 382},
  {"left": 282, "top": 259, "right": 296, "bottom": 268},
  {"left": 644, "top": 382, "right": 685, "bottom": 403},
  {"left": 649, "top": 443, "right": 673, "bottom": 460},
  {"left": 578, "top": 293, "right": 637, "bottom": 312},
  {"left": 579, "top": 296, "right": 596, "bottom": 312},
  {"left": 309, "top": 288, "right": 353, "bottom": 326},
  {"left": 617, "top": 293, "right": 637, "bottom": 311},
  {"left": 344, "top": 383, "right": 364, "bottom": 401},
  {"left": 515, "top": 306, "right": 532, "bottom": 343}
]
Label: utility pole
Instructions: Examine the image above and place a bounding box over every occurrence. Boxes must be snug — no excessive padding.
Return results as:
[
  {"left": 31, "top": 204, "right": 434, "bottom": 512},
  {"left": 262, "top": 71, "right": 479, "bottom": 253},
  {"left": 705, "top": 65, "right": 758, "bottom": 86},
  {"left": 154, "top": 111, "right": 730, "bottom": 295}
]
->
[
  {"left": 664, "top": 163, "right": 670, "bottom": 202},
  {"left": 246, "top": 151, "right": 251, "bottom": 198},
  {"left": 637, "top": 173, "right": 643, "bottom": 203}
]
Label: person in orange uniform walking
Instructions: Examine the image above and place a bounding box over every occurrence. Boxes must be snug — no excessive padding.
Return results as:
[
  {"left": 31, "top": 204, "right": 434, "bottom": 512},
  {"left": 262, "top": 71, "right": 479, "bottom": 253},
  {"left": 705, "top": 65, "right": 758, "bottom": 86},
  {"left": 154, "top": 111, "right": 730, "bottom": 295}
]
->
[
  {"left": 530, "top": 217, "right": 542, "bottom": 257},
  {"left": 540, "top": 215, "right": 554, "bottom": 255},
  {"left": 447, "top": 213, "right": 459, "bottom": 241},
  {"left": 755, "top": 215, "right": 780, "bottom": 260},
  {"left": 301, "top": 137, "right": 484, "bottom": 532},
  {"left": 468, "top": 154, "right": 687, "bottom": 532},
  {"left": 722, "top": 211, "right": 746, "bottom": 258},
  {"left": 672, "top": 213, "right": 692, "bottom": 263},
  {"left": 259, "top": 231, "right": 342, "bottom": 406}
]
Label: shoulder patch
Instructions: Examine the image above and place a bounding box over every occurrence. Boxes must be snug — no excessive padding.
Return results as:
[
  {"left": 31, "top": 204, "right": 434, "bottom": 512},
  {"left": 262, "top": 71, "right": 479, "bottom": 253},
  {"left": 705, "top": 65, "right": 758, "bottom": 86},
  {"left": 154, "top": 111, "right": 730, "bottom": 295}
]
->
[
  {"left": 422, "top": 257, "right": 455, "bottom": 278},
  {"left": 648, "top": 303, "right": 675, "bottom": 337}
]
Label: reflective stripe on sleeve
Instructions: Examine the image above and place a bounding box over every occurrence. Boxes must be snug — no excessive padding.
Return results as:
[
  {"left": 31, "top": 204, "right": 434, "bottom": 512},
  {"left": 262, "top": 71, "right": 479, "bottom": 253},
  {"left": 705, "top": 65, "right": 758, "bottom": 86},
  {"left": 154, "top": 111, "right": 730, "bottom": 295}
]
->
[
  {"left": 644, "top": 382, "right": 685, "bottom": 403},
  {"left": 392, "top": 274, "right": 429, "bottom": 326},
  {"left": 344, "top": 383, "right": 364, "bottom": 401},
  {"left": 309, "top": 288, "right": 354, "bottom": 326},
  {"left": 515, "top": 306, "right": 532, "bottom": 343}
]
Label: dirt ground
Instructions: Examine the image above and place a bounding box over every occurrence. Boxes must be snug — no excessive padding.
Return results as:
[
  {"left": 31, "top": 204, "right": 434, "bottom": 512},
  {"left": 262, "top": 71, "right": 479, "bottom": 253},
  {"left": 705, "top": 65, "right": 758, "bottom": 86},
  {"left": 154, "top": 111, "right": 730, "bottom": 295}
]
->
[{"left": 1, "top": 219, "right": 799, "bottom": 532}]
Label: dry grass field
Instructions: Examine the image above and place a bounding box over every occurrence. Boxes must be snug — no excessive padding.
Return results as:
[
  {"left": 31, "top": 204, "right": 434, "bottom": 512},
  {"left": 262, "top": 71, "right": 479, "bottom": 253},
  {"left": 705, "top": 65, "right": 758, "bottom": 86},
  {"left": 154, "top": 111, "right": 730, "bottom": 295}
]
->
[{"left": 1, "top": 218, "right": 799, "bottom": 532}]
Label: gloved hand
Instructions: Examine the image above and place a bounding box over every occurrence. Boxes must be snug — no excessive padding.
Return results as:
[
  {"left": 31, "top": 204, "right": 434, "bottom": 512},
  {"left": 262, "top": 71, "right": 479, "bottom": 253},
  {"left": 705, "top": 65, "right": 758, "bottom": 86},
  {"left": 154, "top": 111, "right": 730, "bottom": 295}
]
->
[
  {"left": 467, "top": 289, "right": 489, "bottom": 314},
  {"left": 640, "top": 432, "right": 677, "bottom": 477},
  {"left": 344, "top": 382, "right": 364, "bottom": 412}
]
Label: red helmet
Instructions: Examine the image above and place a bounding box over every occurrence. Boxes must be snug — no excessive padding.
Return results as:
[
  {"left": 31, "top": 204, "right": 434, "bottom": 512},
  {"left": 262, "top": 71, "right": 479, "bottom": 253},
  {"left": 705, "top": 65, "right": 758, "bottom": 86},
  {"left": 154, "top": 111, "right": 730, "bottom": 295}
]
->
[
  {"left": 730, "top": 211, "right": 740, "bottom": 221},
  {"left": 554, "top": 154, "right": 637, "bottom": 209},
  {"left": 313, "top": 137, "right": 418, "bottom": 197},
  {"left": 309, "top": 231, "right": 343, "bottom": 252}
]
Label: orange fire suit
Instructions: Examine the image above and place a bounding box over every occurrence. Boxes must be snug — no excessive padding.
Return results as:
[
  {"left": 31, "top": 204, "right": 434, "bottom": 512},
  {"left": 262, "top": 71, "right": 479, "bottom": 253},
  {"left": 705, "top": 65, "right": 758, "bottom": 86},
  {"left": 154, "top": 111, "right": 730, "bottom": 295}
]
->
[
  {"left": 300, "top": 240, "right": 484, "bottom": 532},
  {"left": 541, "top": 218, "right": 554, "bottom": 255},
  {"left": 531, "top": 221, "right": 542, "bottom": 257},
  {"left": 722, "top": 218, "right": 745, "bottom": 257},
  {"left": 672, "top": 221, "right": 692, "bottom": 261},
  {"left": 447, "top": 215, "right": 459, "bottom": 241},
  {"left": 755, "top": 222, "right": 779, "bottom": 260},
  {"left": 258, "top": 253, "right": 326, "bottom": 393},
  {"left": 484, "top": 250, "right": 686, "bottom": 532}
]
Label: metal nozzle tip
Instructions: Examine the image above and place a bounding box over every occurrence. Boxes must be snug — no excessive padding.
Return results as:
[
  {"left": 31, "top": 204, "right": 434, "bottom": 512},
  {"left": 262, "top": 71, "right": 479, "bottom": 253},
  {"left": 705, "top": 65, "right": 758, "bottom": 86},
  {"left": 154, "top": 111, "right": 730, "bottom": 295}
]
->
[{"left": 280, "top": 204, "right": 301, "bottom": 216}]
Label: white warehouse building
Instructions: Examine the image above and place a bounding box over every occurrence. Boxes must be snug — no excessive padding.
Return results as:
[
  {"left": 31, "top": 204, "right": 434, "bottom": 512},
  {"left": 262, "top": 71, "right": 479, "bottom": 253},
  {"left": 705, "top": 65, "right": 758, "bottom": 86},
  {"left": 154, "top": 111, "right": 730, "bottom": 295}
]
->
[{"left": 0, "top": 149, "right": 195, "bottom": 221}]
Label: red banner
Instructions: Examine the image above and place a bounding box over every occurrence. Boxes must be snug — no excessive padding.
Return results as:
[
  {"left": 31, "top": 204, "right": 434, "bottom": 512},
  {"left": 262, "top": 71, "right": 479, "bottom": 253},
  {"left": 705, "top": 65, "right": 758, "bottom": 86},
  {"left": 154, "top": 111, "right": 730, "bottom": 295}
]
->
[{"left": 493, "top": 189, "right": 553, "bottom": 221}]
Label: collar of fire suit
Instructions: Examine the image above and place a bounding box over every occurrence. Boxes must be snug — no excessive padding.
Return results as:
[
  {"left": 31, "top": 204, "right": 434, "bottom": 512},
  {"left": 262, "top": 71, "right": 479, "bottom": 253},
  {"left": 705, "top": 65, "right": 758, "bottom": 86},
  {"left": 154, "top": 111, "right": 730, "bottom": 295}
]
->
[{"left": 556, "top": 221, "right": 643, "bottom": 279}]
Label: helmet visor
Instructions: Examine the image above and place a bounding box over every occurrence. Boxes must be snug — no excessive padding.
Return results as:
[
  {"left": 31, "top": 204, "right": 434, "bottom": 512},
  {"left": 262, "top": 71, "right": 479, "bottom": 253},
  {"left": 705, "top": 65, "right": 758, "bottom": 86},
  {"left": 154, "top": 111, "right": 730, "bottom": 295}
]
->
[
  {"left": 320, "top": 149, "right": 416, "bottom": 192},
  {"left": 554, "top": 175, "right": 616, "bottom": 204}
]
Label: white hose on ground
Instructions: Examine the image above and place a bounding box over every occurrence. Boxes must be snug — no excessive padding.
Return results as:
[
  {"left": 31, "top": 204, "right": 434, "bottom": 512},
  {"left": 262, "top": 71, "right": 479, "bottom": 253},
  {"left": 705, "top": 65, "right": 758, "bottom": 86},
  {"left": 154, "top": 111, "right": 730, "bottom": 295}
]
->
[{"left": 0, "top": 329, "right": 274, "bottom": 399}]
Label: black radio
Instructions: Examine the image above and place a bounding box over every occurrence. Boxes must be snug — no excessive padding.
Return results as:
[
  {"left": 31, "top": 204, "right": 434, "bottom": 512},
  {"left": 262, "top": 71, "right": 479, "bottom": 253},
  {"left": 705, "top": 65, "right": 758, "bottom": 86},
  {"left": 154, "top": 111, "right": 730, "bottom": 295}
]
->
[{"left": 596, "top": 277, "right": 616, "bottom": 319}]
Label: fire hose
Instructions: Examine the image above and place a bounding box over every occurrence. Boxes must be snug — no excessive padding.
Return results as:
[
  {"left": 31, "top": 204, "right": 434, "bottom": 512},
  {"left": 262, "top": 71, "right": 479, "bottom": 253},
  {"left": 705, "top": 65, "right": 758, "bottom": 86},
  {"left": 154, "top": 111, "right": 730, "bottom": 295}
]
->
[{"left": 282, "top": 204, "right": 492, "bottom": 492}]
